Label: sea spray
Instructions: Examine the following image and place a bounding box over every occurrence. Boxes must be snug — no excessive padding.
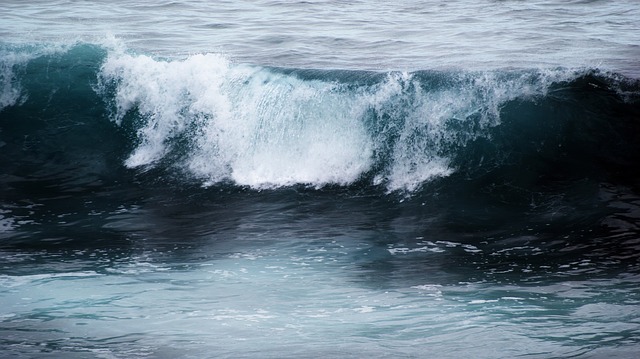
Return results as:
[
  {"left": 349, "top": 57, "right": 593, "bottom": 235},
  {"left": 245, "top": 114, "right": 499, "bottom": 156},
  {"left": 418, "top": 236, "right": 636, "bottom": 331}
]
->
[
  {"left": 2, "top": 43, "right": 637, "bottom": 196},
  {"left": 96, "top": 47, "right": 590, "bottom": 192}
]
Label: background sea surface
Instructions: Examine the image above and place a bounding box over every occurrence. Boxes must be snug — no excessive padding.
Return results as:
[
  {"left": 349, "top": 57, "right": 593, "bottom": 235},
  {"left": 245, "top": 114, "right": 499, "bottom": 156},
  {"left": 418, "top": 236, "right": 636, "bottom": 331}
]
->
[{"left": 1, "top": 1, "right": 640, "bottom": 358}]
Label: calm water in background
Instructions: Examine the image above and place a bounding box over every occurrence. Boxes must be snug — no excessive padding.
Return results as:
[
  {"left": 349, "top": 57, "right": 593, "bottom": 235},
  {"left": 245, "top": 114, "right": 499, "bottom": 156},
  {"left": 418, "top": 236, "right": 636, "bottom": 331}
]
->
[
  {"left": 1, "top": 1, "right": 640, "bottom": 358},
  {"left": 2, "top": 0, "right": 640, "bottom": 75}
]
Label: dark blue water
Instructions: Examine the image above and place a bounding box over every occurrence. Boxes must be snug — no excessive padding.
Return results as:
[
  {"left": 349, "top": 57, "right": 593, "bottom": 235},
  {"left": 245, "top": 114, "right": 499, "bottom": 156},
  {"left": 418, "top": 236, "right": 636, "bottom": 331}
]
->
[{"left": 2, "top": 1, "right": 640, "bottom": 358}]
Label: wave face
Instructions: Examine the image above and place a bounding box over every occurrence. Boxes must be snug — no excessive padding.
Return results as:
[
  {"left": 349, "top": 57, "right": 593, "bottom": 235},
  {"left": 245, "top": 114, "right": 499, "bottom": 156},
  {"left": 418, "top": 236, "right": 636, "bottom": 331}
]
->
[{"left": 2, "top": 43, "right": 640, "bottom": 196}]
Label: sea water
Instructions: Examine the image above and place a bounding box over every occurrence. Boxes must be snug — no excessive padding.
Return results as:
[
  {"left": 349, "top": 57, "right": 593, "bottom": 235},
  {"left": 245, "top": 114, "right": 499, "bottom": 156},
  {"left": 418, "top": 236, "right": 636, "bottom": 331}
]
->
[{"left": 1, "top": 1, "right": 640, "bottom": 358}]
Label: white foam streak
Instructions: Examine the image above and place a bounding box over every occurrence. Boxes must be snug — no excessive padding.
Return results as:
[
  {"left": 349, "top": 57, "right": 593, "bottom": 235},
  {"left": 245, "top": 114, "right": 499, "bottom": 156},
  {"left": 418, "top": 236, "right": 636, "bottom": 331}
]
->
[
  {"left": 100, "top": 52, "right": 234, "bottom": 167},
  {"left": 379, "top": 70, "right": 579, "bottom": 192}
]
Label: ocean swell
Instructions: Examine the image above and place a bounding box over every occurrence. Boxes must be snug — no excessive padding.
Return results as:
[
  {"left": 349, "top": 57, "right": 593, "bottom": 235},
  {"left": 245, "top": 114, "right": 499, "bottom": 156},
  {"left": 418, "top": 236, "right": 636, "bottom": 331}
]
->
[{"left": 2, "top": 42, "right": 639, "bottom": 195}]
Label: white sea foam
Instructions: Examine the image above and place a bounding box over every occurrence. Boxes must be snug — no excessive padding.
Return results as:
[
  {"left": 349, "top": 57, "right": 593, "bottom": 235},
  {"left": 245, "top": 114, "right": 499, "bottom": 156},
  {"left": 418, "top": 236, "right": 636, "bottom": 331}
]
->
[
  {"left": 188, "top": 66, "right": 374, "bottom": 188},
  {"left": 98, "top": 48, "right": 581, "bottom": 192},
  {"left": 99, "top": 50, "right": 375, "bottom": 188}
]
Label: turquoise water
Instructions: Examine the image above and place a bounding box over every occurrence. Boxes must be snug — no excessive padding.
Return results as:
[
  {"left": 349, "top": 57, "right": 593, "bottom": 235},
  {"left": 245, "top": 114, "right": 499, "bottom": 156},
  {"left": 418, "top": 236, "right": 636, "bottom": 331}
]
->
[{"left": 1, "top": 1, "right": 640, "bottom": 358}]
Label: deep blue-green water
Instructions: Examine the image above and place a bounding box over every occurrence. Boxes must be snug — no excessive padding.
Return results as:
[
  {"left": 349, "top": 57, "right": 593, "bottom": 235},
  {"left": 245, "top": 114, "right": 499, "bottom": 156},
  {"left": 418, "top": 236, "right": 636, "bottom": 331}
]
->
[{"left": 1, "top": 1, "right": 640, "bottom": 358}]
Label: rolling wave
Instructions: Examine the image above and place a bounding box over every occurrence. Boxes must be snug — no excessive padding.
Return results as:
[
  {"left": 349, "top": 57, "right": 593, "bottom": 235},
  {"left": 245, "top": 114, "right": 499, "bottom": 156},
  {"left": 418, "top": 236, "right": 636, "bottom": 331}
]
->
[{"left": 1, "top": 42, "right": 639, "bottom": 197}]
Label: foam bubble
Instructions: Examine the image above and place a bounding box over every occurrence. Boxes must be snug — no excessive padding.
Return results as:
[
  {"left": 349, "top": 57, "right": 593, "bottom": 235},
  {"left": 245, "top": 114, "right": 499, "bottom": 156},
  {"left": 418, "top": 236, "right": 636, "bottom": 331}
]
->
[
  {"left": 373, "top": 69, "right": 581, "bottom": 192},
  {"left": 99, "top": 51, "right": 234, "bottom": 167}
]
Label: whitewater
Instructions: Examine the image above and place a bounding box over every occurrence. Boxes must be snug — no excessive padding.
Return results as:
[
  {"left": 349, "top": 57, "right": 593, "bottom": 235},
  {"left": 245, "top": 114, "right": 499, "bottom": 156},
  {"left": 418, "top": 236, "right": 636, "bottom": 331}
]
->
[{"left": 1, "top": 1, "right": 640, "bottom": 358}]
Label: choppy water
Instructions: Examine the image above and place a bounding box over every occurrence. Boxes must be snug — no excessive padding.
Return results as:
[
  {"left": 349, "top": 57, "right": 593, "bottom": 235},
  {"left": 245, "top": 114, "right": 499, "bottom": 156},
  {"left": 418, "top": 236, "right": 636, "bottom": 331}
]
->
[{"left": 1, "top": 1, "right": 640, "bottom": 358}]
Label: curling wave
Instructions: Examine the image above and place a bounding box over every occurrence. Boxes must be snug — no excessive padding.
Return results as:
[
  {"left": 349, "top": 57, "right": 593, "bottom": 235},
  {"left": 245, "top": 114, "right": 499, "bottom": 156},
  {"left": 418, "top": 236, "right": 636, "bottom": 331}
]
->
[{"left": 1, "top": 42, "right": 639, "bottom": 196}]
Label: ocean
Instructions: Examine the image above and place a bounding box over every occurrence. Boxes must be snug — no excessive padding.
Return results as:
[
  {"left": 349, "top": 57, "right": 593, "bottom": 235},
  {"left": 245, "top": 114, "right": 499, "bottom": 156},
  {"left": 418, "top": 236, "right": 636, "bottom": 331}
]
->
[{"left": 1, "top": 1, "right": 640, "bottom": 358}]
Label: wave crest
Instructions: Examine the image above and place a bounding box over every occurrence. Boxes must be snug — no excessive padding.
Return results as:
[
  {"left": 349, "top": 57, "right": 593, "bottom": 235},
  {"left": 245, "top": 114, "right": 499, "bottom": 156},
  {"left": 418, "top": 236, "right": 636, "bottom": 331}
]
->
[
  {"left": 98, "top": 49, "right": 587, "bottom": 192},
  {"left": 4, "top": 42, "right": 638, "bottom": 194}
]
